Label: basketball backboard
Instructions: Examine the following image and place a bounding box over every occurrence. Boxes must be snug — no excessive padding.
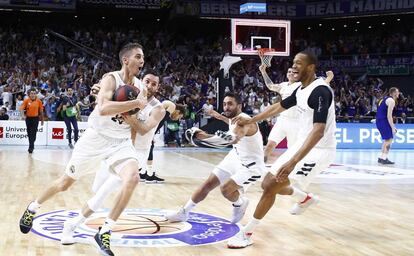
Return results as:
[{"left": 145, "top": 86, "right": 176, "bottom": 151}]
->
[{"left": 231, "top": 19, "right": 291, "bottom": 56}]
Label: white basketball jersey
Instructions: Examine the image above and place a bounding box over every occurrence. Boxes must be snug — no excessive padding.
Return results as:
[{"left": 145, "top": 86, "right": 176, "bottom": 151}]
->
[
  {"left": 88, "top": 71, "right": 144, "bottom": 139},
  {"left": 229, "top": 113, "right": 264, "bottom": 163},
  {"left": 295, "top": 78, "right": 336, "bottom": 149},
  {"left": 279, "top": 81, "right": 301, "bottom": 118},
  {"left": 134, "top": 97, "right": 162, "bottom": 150}
]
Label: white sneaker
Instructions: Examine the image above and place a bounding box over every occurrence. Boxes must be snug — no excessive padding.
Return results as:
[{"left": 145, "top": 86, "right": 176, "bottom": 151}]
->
[
  {"left": 231, "top": 197, "right": 249, "bottom": 223},
  {"left": 289, "top": 193, "right": 319, "bottom": 215},
  {"left": 60, "top": 221, "right": 76, "bottom": 245},
  {"left": 165, "top": 207, "right": 189, "bottom": 223},
  {"left": 227, "top": 230, "right": 253, "bottom": 249}
]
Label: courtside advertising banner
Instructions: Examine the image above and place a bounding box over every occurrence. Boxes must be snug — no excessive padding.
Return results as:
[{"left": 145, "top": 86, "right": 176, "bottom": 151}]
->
[
  {"left": 0, "top": 120, "right": 47, "bottom": 145},
  {"left": 336, "top": 123, "right": 414, "bottom": 149},
  {"left": 46, "top": 121, "right": 88, "bottom": 146}
]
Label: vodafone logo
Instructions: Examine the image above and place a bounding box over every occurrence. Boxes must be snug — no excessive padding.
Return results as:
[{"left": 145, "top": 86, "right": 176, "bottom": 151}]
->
[
  {"left": 52, "top": 128, "right": 64, "bottom": 140},
  {"left": 0, "top": 127, "right": 3, "bottom": 138}
]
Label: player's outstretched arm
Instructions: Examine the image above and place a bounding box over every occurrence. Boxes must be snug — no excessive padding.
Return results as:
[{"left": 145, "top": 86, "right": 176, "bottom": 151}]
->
[
  {"left": 124, "top": 106, "right": 166, "bottom": 135},
  {"left": 232, "top": 102, "right": 287, "bottom": 126},
  {"left": 205, "top": 109, "right": 229, "bottom": 124},
  {"left": 97, "top": 75, "right": 147, "bottom": 116},
  {"left": 324, "top": 70, "right": 334, "bottom": 84},
  {"left": 259, "top": 64, "right": 282, "bottom": 92}
]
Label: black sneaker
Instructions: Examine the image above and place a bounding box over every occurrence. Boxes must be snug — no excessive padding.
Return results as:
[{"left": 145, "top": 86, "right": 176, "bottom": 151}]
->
[
  {"left": 139, "top": 171, "right": 148, "bottom": 182},
  {"left": 68, "top": 143, "right": 74, "bottom": 149},
  {"left": 378, "top": 158, "right": 384, "bottom": 164},
  {"left": 19, "top": 207, "right": 36, "bottom": 234},
  {"left": 146, "top": 173, "right": 165, "bottom": 184},
  {"left": 383, "top": 159, "right": 395, "bottom": 165},
  {"left": 28, "top": 148, "right": 33, "bottom": 154},
  {"left": 94, "top": 228, "right": 114, "bottom": 256}
]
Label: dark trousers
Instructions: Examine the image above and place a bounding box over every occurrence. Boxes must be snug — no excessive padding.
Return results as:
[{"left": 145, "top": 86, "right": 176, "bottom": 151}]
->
[
  {"left": 164, "top": 129, "right": 181, "bottom": 147},
  {"left": 64, "top": 115, "right": 79, "bottom": 144},
  {"left": 25, "top": 117, "right": 39, "bottom": 150}
]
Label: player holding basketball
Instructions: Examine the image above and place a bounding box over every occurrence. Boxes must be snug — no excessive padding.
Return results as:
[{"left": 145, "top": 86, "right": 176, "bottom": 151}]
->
[
  {"left": 59, "top": 72, "right": 187, "bottom": 245},
  {"left": 260, "top": 65, "right": 334, "bottom": 215},
  {"left": 19, "top": 43, "right": 147, "bottom": 256},
  {"left": 376, "top": 87, "right": 399, "bottom": 164},
  {"left": 227, "top": 51, "right": 336, "bottom": 248},
  {"left": 166, "top": 92, "right": 265, "bottom": 224}
]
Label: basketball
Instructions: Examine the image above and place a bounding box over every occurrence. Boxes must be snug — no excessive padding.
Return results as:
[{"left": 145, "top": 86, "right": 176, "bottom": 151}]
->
[{"left": 113, "top": 85, "right": 140, "bottom": 115}]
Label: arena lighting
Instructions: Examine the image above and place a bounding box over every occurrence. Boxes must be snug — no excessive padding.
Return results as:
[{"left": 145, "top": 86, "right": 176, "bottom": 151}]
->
[
  {"left": 344, "top": 24, "right": 347, "bottom": 28},
  {"left": 307, "top": 27, "right": 311, "bottom": 30},
  {"left": 331, "top": 28, "right": 335, "bottom": 31},
  {"left": 74, "top": 15, "right": 78, "bottom": 18},
  {"left": 356, "top": 21, "right": 360, "bottom": 24},
  {"left": 102, "top": 16, "right": 105, "bottom": 19},
  {"left": 368, "top": 25, "right": 372, "bottom": 28},
  {"left": 382, "top": 22, "right": 386, "bottom": 25},
  {"left": 20, "top": 9, "right": 51, "bottom": 13},
  {"left": 157, "top": 18, "right": 160, "bottom": 21},
  {"left": 0, "top": 8, "right": 13, "bottom": 11},
  {"left": 397, "top": 18, "right": 401, "bottom": 21},
  {"left": 130, "top": 17, "right": 133, "bottom": 20},
  {"left": 319, "top": 23, "right": 322, "bottom": 26},
  {"left": 355, "top": 29, "right": 358, "bottom": 32}
]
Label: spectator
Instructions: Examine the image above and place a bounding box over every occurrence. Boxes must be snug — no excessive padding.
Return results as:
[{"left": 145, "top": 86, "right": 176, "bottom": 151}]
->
[{"left": 0, "top": 107, "right": 9, "bottom": 120}]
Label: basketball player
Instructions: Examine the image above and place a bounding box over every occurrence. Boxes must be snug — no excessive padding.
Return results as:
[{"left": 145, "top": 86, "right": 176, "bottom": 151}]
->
[
  {"left": 376, "top": 87, "right": 399, "bottom": 164},
  {"left": 227, "top": 51, "right": 336, "bottom": 248},
  {"left": 260, "top": 65, "right": 334, "bottom": 215},
  {"left": 260, "top": 64, "right": 334, "bottom": 163},
  {"left": 19, "top": 43, "right": 147, "bottom": 256},
  {"left": 166, "top": 92, "right": 265, "bottom": 224},
  {"left": 59, "top": 70, "right": 182, "bottom": 245}
]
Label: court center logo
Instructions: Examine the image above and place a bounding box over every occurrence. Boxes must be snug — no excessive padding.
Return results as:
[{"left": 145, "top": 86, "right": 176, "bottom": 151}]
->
[{"left": 31, "top": 208, "right": 240, "bottom": 247}]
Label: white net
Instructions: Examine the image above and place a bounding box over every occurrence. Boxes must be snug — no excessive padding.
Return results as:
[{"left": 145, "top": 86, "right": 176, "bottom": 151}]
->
[{"left": 258, "top": 48, "right": 274, "bottom": 67}]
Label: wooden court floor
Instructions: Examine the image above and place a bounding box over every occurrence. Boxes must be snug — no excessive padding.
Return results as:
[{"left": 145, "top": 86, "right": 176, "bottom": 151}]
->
[{"left": 0, "top": 146, "right": 413, "bottom": 256}]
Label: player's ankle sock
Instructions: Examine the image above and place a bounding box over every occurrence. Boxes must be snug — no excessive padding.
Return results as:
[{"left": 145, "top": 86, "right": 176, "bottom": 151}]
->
[
  {"left": 184, "top": 199, "right": 197, "bottom": 212},
  {"left": 148, "top": 165, "right": 155, "bottom": 175},
  {"left": 291, "top": 187, "right": 308, "bottom": 202},
  {"left": 28, "top": 200, "right": 41, "bottom": 212},
  {"left": 68, "top": 213, "right": 86, "bottom": 227},
  {"left": 232, "top": 197, "right": 244, "bottom": 207},
  {"left": 380, "top": 153, "right": 387, "bottom": 160},
  {"left": 100, "top": 218, "right": 115, "bottom": 234},
  {"left": 244, "top": 217, "right": 260, "bottom": 234}
]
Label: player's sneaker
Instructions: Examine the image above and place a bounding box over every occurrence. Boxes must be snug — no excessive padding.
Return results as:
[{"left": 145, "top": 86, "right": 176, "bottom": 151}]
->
[
  {"left": 19, "top": 207, "right": 36, "bottom": 234},
  {"left": 146, "top": 173, "right": 165, "bottom": 184},
  {"left": 93, "top": 228, "right": 114, "bottom": 256},
  {"left": 139, "top": 171, "right": 148, "bottom": 182},
  {"left": 377, "top": 158, "right": 384, "bottom": 164},
  {"left": 383, "top": 159, "right": 395, "bottom": 165},
  {"left": 231, "top": 197, "right": 249, "bottom": 223},
  {"left": 289, "top": 193, "right": 319, "bottom": 215},
  {"left": 60, "top": 221, "right": 76, "bottom": 245},
  {"left": 165, "top": 207, "right": 189, "bottom": 222},
  {"left": 227, "top": 230, "right": 253, "bottom": 249}
]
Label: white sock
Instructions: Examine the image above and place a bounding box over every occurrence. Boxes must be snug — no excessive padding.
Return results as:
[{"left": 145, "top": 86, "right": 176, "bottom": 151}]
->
[
  {"left": 148, "top": 165, "right": 155, "bottom": 175},
  {"left": 291, "top": 187, "right": 308, "bottom": 203},
  {"left": 232, "top": 197, "right": 244, "bottom": 207},
  {"left": 139, "top": 167, "right": 147, "bottom": 174},
  {"left": 28, "top": 200, "right": 41, "bottom": 212},
  {"left": 183, "top": 199, "right": 197, "bottom": 212},
  {"left": 100, "top": 218, "right": 115, "bottom": 234},
  {"left": 67, "top": 213, "right": 86, "bottom": 228},
  {"left": 380, "top": 153, "right": 387, "bottom": 160},
  {"left": 244, "top": 217, "right": 260, "bottom": 234}
]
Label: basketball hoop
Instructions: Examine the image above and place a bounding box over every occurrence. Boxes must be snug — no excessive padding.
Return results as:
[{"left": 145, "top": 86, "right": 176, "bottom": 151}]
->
[{"left": 257, "top": 48, "right": 275, "bottom": 67}]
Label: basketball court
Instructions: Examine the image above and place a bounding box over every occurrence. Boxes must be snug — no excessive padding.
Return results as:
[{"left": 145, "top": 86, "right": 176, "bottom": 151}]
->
[{"left": 1, "top": 146, "right": 413, "bottom": 255}]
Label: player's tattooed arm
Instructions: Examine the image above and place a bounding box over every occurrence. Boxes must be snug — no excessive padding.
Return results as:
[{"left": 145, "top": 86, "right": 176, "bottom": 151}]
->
[
  {"left": 124, "top": 106, "right": 166, "bottom": 135},
  {"left": 259, "top": 64, "right": 282, "bottom": 93},
  {"left": 205, "top": 109, "right": 229, "bottom": 124}
]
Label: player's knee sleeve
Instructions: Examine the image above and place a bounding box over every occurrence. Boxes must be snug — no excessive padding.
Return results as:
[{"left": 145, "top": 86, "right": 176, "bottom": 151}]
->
[{"left": 88, "top": 176, "right": 122, "bottom": 212}]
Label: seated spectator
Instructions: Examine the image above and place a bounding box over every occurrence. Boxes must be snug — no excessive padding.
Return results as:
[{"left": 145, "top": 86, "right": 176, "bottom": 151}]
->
[{"left": 0, "top": 107, "right": 9, "bottom": 120}]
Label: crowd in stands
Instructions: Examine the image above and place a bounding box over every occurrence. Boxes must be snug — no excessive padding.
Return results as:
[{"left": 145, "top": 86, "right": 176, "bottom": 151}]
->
[
  {"left": 1, "top": 24, "right": 413, "bottom": 142},
  {"left": 294, "top": 29, "right": 414, "bottom": 57}
]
